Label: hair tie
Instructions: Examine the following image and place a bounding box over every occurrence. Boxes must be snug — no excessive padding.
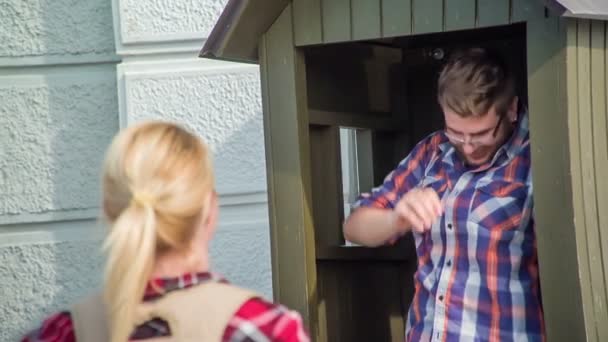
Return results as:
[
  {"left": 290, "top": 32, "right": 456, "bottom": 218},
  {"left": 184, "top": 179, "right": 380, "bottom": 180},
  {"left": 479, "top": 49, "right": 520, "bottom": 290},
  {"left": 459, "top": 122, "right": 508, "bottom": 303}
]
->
[{"left": 131, "top": 191, "right": 156, "bottom": 207}]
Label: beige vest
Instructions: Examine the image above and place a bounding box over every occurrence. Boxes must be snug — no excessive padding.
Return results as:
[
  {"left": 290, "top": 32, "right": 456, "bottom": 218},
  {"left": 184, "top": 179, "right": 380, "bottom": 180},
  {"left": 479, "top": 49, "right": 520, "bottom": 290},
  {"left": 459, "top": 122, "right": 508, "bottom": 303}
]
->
[{"left": 71, "top": 282, "right": 256, "bottom": 342}]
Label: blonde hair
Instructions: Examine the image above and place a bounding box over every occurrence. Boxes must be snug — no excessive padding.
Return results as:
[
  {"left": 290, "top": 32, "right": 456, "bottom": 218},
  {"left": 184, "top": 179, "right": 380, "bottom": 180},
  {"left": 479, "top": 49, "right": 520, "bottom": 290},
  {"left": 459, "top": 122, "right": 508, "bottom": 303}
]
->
[
  {"left": 101, "top": 121, "right": 214, "bottom": 342},
  {"left": 438, "top": 47, "right": 516, "bottom": 118}
]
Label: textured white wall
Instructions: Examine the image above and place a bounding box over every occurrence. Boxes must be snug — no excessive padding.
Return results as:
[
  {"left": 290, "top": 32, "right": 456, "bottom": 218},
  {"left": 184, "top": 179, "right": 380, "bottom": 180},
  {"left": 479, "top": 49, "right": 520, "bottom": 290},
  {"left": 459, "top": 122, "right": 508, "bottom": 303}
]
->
[
  {"left": 0, "top": 0, "right": 114, "bottom": 59},
  {"left": 114, "top": 0, "right": 272, "bottom": 296},
  {"left": 1, "top": 0, "right": 271, "bottom": 340},
  {"left": 118, "top": 61, "right": 272, "bottom": 297},
  {"left": 0, "top": 0, "right": 119, "bottom": 339},
  {"left": 117, "top": 0, "right": 226, "bottom": 43}
]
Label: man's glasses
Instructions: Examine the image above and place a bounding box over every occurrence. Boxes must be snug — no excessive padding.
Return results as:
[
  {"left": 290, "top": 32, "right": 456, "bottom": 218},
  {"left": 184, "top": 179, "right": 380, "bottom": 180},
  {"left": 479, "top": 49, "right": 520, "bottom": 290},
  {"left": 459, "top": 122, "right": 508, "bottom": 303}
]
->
[{"left": 444, "top": 114, "right": 504, "bottom": 147}]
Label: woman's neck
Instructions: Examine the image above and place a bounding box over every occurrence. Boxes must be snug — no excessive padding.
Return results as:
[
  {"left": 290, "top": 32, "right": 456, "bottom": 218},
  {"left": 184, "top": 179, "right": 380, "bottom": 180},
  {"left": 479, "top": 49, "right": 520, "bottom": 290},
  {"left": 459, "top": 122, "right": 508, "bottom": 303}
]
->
[{"left": 151, "top": 250, "right": 210, "bottom": 279}]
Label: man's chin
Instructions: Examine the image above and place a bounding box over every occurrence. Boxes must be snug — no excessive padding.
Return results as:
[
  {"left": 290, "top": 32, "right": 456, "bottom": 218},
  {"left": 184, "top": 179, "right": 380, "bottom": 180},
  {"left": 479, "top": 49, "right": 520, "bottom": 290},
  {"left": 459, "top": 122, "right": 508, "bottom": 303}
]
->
[{"left": 465, "top": 155, "right": 491, "bottom": 167}]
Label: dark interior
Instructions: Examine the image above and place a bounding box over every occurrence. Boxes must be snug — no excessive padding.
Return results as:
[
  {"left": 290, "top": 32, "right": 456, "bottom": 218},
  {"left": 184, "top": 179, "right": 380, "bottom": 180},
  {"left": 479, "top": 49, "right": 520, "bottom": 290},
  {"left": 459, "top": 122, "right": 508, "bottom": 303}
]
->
[{"left": 302, "top": 23, "right": 528, "bottom": 341}]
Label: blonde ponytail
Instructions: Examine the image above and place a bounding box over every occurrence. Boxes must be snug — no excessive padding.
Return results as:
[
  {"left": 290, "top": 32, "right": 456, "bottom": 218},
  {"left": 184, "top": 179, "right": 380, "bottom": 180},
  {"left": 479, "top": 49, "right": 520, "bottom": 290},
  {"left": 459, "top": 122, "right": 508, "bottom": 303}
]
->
[
  {"left": 100, "top": 121, "right": 214, "bottom": 341},
  {"left": 104, "top": 201, "right": 157, "bottom": 342}
]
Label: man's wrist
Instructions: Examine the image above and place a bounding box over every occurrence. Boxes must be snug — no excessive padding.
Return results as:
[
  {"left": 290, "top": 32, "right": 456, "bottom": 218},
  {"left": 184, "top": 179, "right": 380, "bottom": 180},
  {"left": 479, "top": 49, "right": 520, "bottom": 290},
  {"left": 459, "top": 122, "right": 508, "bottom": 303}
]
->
[{"left": 387, "top": 210, "right": 398, "bottom": 232}]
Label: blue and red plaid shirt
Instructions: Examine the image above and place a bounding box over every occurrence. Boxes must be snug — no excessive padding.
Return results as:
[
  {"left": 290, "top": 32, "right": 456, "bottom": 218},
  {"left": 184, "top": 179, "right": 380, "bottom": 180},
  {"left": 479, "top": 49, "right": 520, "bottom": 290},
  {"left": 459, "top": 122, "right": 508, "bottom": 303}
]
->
[
  {"left": 21, "top": 272, "right": 309, "bottom": 342},
  {"left": 354, "top": 112, "right": 544, "bottom": 341}
]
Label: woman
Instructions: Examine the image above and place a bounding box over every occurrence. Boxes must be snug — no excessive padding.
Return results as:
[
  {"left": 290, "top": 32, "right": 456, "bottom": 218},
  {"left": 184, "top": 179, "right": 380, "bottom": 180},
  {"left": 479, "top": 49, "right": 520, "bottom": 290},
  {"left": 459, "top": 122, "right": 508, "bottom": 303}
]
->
[{"left": 22, "top": 121, "right": 309, "bottom": 342}]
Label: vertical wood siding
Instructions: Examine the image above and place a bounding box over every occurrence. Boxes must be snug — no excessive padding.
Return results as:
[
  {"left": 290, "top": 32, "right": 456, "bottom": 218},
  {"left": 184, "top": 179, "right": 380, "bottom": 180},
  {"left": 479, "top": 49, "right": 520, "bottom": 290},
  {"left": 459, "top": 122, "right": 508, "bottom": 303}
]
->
[
  {"left": 568, "top": 18, "right": 608, "bottom": 341},
  {"left": 293, "top": 0, "right": 546, "bottom": 45}
]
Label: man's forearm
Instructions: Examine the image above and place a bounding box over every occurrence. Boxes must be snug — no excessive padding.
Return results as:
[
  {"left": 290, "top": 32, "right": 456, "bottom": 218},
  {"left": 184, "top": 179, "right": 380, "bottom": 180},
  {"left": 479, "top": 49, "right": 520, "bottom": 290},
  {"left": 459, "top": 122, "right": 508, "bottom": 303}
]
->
[{"left": 343, "top": 207, "right": 408, "bottom": 247}]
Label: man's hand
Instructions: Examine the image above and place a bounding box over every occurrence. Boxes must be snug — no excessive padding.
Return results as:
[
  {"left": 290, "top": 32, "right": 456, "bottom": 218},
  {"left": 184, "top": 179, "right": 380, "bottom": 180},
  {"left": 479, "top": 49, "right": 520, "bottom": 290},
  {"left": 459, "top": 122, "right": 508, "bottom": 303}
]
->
[{"left": 391, "top": 187, "right": 443, "bottom": 234}]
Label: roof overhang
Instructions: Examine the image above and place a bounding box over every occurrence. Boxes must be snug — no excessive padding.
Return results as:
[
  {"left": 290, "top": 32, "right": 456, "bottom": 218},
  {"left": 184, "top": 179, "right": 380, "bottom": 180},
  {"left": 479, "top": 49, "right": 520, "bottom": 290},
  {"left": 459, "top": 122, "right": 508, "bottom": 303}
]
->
[
  {"left": 544, "top": 0, "right": 608, "bottom": 21},
  {"left": 201, "top": 0, "right": 608, "bottom": 64},
  {"left": 199, "top": 0, "right": 289, "bottom": 64}
]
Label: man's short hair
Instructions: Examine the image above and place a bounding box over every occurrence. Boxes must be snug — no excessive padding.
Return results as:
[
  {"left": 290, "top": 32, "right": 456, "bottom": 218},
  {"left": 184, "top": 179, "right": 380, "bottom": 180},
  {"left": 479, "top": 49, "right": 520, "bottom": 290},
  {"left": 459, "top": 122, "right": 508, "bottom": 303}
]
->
[{"left": 437, "top": 47, "right": 516, "bottom": 118}]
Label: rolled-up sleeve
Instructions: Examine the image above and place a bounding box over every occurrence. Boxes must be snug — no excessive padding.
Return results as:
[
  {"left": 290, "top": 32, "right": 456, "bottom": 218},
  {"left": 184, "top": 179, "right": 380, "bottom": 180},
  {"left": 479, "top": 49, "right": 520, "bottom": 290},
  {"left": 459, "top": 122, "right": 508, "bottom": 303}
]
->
[{"left": 352, "top": 137, "right": 431, "bottom": 211}]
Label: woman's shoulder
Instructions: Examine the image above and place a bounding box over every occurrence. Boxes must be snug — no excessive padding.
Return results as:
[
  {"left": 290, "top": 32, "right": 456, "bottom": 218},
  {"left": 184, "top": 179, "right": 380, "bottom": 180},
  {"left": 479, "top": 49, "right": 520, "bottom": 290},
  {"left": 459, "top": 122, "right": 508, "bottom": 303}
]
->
[
  {"left": 21, "top": 311, "right": 75, "bottom": 342},
  {"left": 223, "top": 296, "right": 310, "bottom": 342}
]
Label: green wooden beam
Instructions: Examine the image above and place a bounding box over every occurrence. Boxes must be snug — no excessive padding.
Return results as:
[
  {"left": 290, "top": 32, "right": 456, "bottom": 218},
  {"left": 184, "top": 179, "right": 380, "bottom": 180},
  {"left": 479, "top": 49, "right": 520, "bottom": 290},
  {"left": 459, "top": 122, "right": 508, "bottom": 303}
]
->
[
  {"left": 382, "top": 0, "right": 412, "bottom": 37},
  {"left": 527, "top": 15, "right": 587, "bottom": 342},
  {"left": 445, "top": 0, "right": 476, "bottom": 31},
  {"left": 259, "top": 3, "right": 319, "bottom": 335},
  {"left": 322, "top": 0, "right": 351, "bottom": 43},
  {"left": 293, "top": 0, "right": 323, "bottom": 46}
]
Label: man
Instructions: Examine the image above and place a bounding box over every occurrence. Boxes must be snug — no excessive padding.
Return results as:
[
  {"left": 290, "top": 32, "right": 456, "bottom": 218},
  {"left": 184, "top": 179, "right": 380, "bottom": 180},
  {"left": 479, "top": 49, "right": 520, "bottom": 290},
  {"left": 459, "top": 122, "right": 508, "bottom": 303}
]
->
[{"left": 343, "top": 48, "right": 544, "bottom": 341}]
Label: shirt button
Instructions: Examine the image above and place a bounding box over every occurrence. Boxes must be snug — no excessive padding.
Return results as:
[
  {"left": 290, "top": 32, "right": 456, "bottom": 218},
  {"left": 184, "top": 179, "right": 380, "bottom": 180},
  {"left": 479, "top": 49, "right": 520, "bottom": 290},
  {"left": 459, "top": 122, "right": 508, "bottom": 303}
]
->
[
  {"left": 447, "top": 223, "right": 453, "bottom": 229},
  {"left": 439, "top": 295, "right": 444, "bottom": 301},
  {"left": 446, "top": 260, "right": 452, "bottom": 267}
]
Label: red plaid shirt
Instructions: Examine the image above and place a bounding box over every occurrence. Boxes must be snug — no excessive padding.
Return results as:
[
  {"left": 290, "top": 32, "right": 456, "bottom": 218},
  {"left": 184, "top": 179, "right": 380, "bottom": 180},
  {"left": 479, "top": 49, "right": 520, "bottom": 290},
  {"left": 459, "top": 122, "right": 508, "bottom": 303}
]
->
[{"left": 21, "top": 272, "right": 309, "bottom": 342}]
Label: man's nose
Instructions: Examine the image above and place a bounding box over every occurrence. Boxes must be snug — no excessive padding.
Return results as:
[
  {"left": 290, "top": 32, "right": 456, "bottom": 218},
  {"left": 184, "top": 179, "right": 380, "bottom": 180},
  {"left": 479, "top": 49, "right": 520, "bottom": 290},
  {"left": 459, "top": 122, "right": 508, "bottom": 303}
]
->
[{"left": 462, "top": 143, "right": 475, "bottom": 155}]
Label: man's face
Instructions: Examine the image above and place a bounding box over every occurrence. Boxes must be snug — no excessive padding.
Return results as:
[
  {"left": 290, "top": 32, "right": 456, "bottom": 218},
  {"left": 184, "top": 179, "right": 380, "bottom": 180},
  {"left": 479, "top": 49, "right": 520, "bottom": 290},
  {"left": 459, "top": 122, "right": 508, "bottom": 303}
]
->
[{"left": 443, "top": 98, "right": 518, "bottom": 166}]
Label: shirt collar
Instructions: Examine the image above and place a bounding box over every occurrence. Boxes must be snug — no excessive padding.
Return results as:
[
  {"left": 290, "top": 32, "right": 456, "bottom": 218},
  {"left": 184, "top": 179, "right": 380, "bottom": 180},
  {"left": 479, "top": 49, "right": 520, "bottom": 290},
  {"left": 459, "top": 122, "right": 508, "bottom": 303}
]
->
[{"left": 144, "top": 272, "right": 226, "bottom": 300}]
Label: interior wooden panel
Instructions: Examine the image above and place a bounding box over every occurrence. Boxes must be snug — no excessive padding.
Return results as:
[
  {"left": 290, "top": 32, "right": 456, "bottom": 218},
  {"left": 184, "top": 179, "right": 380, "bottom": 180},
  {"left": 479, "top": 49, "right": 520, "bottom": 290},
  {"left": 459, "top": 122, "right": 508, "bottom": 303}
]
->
[
  {"left": 309, "top": 125, "right": 346, "bottom": 248},
  {"left": 305, "top": 44, "right": 402, "bottom": 114},
  {"left": 316, "top": 260, "right": 416, "bottom": 342}
]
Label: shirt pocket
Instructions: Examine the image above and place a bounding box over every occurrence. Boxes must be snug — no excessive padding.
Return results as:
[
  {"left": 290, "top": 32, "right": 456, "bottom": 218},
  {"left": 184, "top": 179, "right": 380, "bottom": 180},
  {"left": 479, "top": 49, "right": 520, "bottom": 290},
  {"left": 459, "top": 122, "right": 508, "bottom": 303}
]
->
[
  {"left": 420, "top": 175, "right": 448, "bottom": 198},
  {"left": 470, "top": 180, "right": 528, "bottom": 231}
]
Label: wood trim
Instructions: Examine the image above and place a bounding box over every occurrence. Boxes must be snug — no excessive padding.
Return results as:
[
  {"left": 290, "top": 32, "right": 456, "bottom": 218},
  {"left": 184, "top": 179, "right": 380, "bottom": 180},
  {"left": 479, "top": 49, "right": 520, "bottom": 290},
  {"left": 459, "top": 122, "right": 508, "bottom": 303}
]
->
[
  {"left": 309, "top": 109, "right": 405, "bottom": 130},
  {"left": 259, "top": 4, "right": 318, "bottom": 333},
  {"left": 527, "top": 15, "right": 587, "bottom": 341},
  {"left": 293, "top": 0, "right": 323, "bottom": 46},
  {"left": 316, "top": 245, "right": 413, "bottom": 261}
]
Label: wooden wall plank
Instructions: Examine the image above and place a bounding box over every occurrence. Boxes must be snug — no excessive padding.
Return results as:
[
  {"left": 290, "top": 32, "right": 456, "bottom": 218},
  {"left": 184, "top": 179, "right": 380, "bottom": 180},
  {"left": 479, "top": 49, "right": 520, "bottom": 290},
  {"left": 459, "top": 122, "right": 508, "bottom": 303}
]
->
[
  {"left": 566, "top": 18, "right": 598, "bottom": 342},
  {"left": 322, "top": 0, "right": 351, "bottom": 43},
  {"left": 577, "top": 18, "right": 608, "bottom": 341},
  {"left": 590, "top": 20, "right": 608, "bottom": 340},
  {"left": 309, "top": 125, "right": 345, "bottom": 248},
  {"left": 351, "top": 0, "right": 382, "bottom": 40},
  {"left": 511, "top": 0, "right": 544, "bottom": 23},
  {"left": 445, "top": 0, "right": 476, "bottom": 31},
  {"left": 412, "top": 0, "right": 444, "bottom": 34},
  {"left": 477, "top": 0, "right": 509, "bottom": 27},
  {"left": 293, "top": 0, "right": 323, "bottom": 46},
  {"left": 260, "top": 3, "right": 318, "bottom": 333},
  {"left": 309, "top": 110, "right": 402, "bottom": 130},
  {"left": 382, "top": 0, "right": 412, "bottom": 37},
  {"left": 317, "top": 261, "right": 407, "bottom": 341},
  {"left": 526, "top": 16, "right": 587, "bottom": 342}
]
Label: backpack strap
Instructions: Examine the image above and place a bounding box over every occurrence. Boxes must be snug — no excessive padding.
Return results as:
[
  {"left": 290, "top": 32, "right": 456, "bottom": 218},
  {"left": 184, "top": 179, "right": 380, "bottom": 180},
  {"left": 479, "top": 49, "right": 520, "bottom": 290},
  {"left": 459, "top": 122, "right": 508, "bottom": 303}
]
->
[
  {"left": 71, "top": 282, "right": 257, "bottom": 342},
  {"left": 134, "top": 282, "right": 257, "bottom": 341},
  {"left": 71, "top": 293, "right": 109, "bottom": 342}
]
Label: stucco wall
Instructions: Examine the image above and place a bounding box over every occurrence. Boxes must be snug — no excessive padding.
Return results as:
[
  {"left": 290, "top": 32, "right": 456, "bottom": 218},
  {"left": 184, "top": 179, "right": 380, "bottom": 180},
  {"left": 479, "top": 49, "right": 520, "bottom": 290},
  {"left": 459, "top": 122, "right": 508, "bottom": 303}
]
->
[
  {"left": 113, "top": 0, "right": 271, "bottom": 299},
  {"left": 0, "top": 0, "right": 118, "bottom": 339},
  {"left": 0, "top": 0, "right": 271, "bottom": 340}
]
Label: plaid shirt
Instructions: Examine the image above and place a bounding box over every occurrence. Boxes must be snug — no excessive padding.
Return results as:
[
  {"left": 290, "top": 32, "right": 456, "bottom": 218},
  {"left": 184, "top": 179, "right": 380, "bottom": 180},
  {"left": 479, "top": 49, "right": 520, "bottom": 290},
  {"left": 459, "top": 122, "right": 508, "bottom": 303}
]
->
[
  {"left": 354, "top": 112, "right": 544, "bottom": 341},
  {"left": 22, "top": 272, "right": 309, "bottom": 342}
]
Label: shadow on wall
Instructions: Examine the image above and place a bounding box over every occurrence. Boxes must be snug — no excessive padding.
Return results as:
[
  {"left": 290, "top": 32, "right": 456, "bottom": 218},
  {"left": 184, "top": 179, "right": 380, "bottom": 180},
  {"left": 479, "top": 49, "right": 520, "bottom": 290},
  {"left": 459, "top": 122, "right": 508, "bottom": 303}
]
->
[
  {"left": 0, "top": 0, "right": 118, "bottom": 339},
  {"left": 207, "top": 115, "right": 272, "bottom": 299},
  {"left": 125, "top": 65, "right": 273, "bottom": 298}
]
